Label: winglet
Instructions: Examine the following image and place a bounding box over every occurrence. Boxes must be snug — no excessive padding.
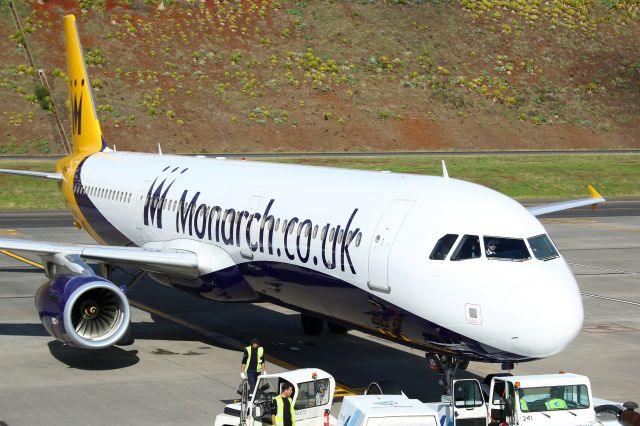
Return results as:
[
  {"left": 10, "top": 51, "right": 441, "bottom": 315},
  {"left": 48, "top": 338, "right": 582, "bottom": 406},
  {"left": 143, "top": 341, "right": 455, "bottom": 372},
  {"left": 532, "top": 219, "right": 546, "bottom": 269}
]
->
[
  {"left": 441, "top": 160, "right": 449, "bottom": 179},
  {"left": 64, "top": 14, "right": 105, "bottom": 155},
  {"left": 588, "top": 184, "right": 603, "bottom": 210}
]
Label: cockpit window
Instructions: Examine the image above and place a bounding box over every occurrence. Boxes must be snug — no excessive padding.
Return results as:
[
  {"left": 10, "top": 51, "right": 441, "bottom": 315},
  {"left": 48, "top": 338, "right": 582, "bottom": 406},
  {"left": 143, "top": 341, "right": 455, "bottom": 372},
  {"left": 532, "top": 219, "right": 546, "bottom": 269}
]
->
[
  {"left": 451, "top": 235, "right": 481, "bottom": 261},
  {"left": 528, "top": 234, "right": 559, "bottom": 260},
  {"left": 430, "top": 234, "right": 458, "bottom": 260},
  {"left": 484, "top": 236, "right": 530, "bottom": 261}
]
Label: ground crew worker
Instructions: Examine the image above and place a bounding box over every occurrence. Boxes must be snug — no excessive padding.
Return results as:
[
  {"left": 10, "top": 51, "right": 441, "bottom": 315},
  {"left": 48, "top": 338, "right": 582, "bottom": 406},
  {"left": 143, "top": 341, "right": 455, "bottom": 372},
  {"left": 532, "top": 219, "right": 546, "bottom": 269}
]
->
[
  {"left": 545, "top": 387, "right": 567, "bottom": 410},
  {"left": 272, "top": 382, "right": 295, "bottom": 426},
  {"left": 240, "top": 338, "right": 266, "bottom": 393}
]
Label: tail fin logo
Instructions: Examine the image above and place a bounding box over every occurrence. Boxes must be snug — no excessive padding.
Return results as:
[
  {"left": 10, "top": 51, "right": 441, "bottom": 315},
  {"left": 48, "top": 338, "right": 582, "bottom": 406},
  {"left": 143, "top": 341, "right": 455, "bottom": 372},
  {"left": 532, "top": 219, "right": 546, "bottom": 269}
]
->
[{"left": 72, "top": 83, "right": 83, "bottom": 135}]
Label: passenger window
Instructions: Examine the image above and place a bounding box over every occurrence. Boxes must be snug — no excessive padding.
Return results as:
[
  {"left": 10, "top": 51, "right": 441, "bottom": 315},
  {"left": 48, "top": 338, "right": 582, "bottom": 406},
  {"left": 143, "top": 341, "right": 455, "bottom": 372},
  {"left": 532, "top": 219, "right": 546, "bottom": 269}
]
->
[
  {"left": 450, "top": 235, "right": 481, "bottom": 261},
  {"left": 429, "top": 234, "right": 458, "bottom": 260},
  {"left": 312, "top": 225, "right": 318, "bottom": 239},
  {"left": 275, "top": 218, "right": 280, "bottom": 231},
  {"left": 321, "top": 225, "right": 328, "bottom": 241},
  {"left": 484, "top": 236, "right": 530, "bottom": 261},
  {"left": 355, "top": 232, "right": 362, "bottom": 247}
]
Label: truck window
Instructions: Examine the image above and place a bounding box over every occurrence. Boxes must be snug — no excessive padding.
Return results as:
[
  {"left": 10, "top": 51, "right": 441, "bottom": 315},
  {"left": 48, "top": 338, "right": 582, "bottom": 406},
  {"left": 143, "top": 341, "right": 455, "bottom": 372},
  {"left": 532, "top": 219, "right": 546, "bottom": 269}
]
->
[
  {"left": 454, "top": 380, "right": 484, "bottom": 408},
  {"left": 293, "top": 379, "right": 330, "bottom": 410},
  {"left": 429, "top": 234, "right": 458, "bottom": 260},
  {"left": 252, "top": 377, "right": 282, "bottom": 405},
  {"left": 517, "top": 384, "right": 590, "bottom": 412}
]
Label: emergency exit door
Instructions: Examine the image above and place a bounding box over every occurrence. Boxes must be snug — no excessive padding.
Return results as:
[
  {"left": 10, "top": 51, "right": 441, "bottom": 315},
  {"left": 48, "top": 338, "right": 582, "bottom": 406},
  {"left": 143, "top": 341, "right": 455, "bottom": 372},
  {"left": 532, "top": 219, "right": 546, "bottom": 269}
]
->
[{"left": 368, "top": 199, "right": 415, "bottom": 293}]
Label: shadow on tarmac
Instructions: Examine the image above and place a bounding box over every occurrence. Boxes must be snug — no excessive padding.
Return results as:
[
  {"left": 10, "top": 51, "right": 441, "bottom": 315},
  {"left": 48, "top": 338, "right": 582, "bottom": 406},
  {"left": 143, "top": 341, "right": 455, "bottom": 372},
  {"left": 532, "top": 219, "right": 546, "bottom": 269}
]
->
[
  {"left": 126, "top": 276, "right": 486, "bottom": 402},
  {"left": 47, "top": 341, "right": 139, "bottom": 370}
]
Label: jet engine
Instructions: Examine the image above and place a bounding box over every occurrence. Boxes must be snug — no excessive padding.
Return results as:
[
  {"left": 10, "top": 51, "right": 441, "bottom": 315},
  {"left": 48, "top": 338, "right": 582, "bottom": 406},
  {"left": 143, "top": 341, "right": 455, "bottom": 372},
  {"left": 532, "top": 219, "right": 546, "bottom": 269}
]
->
[{"left": 35, "top": 275, "right": 130, "bottom": 349}]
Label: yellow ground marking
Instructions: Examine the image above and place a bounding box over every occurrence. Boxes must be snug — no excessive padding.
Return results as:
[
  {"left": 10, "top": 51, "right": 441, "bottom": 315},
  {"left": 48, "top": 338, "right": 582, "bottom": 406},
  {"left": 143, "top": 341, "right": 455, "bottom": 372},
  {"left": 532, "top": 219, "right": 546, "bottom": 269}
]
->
[
  {"left": 0, "top": 229, "right": 21, "bottom": 236},
  {"left": 0, "top": 250, "right": 44, "bottom": 269}
]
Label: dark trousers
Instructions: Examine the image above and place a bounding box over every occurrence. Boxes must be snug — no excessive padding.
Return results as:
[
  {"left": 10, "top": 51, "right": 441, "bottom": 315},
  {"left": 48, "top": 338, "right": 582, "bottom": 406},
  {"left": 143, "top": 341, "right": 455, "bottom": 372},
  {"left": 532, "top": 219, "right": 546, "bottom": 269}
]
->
[{"left": 247, "top": 370, "right": 260, "bottom": 394}]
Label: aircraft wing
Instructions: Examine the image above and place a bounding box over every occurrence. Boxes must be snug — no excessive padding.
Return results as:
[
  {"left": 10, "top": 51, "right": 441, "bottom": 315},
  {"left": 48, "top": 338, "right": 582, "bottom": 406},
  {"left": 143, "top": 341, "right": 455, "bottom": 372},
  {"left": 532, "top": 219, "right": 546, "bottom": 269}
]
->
[
  {"left": 0, "top": 169, "right": 64, "bottom": 180},
  {"left": 527, "top": 185, "right": 606, "bottom": 216},
  {"left": 0, "top": 238, "right": 199, "bottom": 278}
]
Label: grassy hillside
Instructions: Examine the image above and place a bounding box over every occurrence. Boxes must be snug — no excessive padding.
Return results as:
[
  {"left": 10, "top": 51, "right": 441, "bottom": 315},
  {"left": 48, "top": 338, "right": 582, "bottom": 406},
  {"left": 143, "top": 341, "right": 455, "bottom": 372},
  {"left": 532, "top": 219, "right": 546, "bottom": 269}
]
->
[{"left": 1, "top": 0, "right": 639, "bottom": 154}]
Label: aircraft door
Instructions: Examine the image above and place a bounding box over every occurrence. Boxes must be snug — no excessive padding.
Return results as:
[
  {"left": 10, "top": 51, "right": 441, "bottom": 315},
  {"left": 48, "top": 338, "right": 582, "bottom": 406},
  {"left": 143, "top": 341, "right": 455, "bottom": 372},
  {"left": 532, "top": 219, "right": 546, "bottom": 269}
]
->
[
  {"left": 452, "top": 379, "right": 487, "bottom": 426},
  {"left": 368, "top": 199, "right": 415, "bottom": 293}
]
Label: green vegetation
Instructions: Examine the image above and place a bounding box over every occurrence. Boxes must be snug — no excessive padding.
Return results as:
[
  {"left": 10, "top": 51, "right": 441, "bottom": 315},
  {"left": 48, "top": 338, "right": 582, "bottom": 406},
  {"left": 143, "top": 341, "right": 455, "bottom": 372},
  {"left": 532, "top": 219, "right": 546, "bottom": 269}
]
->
[
  {"left": 0, "top": 160, "right": 63, "bottom": 209},
  {"left": 0, "top": 155, "right": 637, "bottom": 210},
  {"left": 0, "top": 1, "right": 638, "bottom": 154},
  {"left": 267, "top": 154, "right": 640, "bottom": 199}
]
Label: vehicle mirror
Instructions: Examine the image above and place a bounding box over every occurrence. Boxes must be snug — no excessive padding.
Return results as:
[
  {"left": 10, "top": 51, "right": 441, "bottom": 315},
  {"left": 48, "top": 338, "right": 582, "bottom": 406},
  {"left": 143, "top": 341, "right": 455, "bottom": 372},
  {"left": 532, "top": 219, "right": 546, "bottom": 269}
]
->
[
  {"left": 252, "top": 406, "right": 264, "bottom": 419},
  {"left": 504, "top": 397, "right": 515, "bottom": 418}
]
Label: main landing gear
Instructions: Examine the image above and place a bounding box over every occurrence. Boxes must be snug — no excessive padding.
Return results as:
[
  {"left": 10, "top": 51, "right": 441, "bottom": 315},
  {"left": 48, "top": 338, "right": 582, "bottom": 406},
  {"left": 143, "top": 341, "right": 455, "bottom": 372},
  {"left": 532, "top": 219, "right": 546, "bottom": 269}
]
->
[
  {"left": 300, "top": 313, "right": 349, "bottom": 335},
  {"left": 426, "top": 353, "right": 470, "bottom": 399},
  {"left": 99, "top": 263, "right": 148, "bottom": 347}
]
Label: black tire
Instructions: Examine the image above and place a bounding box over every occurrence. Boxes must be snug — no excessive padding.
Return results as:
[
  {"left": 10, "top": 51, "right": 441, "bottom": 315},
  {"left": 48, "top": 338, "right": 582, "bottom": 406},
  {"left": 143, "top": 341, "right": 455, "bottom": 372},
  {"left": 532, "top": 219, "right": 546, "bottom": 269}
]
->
[
  {"left": 116, "top": 325, "right": 134, "bottom": 346},
  {"left": 595, "top": 404, "right": 625, "bottom": 423},
  {"left": 366, "top": 380, "right": 403, "bottom": 396},
  {"left": 301, "top": 314, "right": 324, "bottom": 335},
  {"left": 483, "top": 372, "right": 513, "bottom": 385},
  {"left": 327, "top": 322, "right": 349, "bottom": 334}
]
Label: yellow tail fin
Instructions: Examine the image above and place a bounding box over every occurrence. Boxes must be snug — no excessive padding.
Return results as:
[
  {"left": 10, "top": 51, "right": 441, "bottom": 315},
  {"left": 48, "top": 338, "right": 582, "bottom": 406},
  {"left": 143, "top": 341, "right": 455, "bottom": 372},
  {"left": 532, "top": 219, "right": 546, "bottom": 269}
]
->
[{"left": 64, "top": 15, "right": 105, "bottom": 154}]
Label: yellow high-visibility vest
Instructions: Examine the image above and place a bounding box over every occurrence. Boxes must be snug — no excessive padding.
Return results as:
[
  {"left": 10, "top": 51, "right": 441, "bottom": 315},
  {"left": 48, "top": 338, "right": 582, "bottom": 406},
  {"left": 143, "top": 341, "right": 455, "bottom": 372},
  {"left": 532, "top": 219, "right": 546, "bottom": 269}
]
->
[
  {"left": 545, "top": 398, "right": 567, "bottom": 410},
  {"left": 274, "top": 395, "right": 295, "bottom": 426},
  {"left": 243, "top": 346, "right": 264, "bottom": 372}
]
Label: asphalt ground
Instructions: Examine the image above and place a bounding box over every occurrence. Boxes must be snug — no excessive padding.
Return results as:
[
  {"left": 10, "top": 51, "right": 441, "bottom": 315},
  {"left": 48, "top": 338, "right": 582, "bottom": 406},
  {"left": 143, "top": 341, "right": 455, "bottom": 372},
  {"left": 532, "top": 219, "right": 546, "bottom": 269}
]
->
[{"left": 0, "top": 207, "right": 638, "bottom": 425}]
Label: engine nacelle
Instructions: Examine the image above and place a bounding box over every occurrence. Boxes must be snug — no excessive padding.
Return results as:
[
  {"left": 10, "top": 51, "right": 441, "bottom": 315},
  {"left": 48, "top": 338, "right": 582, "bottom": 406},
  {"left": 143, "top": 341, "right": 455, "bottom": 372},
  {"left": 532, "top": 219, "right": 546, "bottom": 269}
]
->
[{"left": 35, "top": 275, "right": 130, "bottom": 349}]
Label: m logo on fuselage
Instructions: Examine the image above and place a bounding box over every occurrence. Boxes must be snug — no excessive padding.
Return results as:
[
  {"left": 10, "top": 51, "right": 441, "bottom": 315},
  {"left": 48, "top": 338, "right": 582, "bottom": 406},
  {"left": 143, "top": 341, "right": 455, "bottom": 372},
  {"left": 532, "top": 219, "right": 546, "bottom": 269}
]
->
[{"left": 144, "top": 169, "right": 178, "bottom": 228}]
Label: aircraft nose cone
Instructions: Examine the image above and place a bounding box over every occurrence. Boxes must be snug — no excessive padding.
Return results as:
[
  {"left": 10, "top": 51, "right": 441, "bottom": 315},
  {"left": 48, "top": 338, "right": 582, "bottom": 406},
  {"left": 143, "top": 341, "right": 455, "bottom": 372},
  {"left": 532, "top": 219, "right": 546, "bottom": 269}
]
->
[{"left": 511, "top": 267, "right": 584, "bottom": 358}]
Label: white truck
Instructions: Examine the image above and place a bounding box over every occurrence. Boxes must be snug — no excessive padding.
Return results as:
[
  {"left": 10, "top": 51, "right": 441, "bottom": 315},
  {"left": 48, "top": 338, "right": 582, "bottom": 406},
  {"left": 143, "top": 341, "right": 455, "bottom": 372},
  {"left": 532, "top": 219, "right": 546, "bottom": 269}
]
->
[
  {"left": 337, "top": 394, "right": 440, "bottom": 426},
  {"left": 214, "top": 368, "right": 337, "bottom": 426},
  {"left": 403, "top": 372, "right": 637, "bottom": 426}
]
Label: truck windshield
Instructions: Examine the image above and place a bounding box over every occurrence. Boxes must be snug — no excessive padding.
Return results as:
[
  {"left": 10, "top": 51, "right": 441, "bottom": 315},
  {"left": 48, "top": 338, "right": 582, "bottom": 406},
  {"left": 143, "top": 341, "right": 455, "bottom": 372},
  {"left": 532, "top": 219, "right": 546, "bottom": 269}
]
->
[
  {"left": 517, "top": 384, "right": 590, "bottom": 412},
  {"left": 527, "top": 234, "right": 560, "bottom": 260}
]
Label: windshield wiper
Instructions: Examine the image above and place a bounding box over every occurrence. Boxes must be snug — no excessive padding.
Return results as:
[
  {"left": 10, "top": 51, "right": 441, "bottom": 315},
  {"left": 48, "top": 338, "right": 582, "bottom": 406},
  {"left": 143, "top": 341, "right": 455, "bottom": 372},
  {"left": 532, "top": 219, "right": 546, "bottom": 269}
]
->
[
  {"left": 541, "top": 412, "right": 551, "bottom": 418},
  {"left": 568, "top": 411, "right": 577, "bottom": 416}
]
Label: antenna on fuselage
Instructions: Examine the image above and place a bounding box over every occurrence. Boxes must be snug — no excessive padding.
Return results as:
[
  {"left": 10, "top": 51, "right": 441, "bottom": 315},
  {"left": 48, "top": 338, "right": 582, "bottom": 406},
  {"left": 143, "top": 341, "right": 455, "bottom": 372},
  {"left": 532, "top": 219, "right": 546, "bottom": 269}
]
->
[
  {"left": 158, "top": 143, "right": 163, "bottom": 156},
  {"left": 441, "top": 160, "right": 449, "bottom": 179}
]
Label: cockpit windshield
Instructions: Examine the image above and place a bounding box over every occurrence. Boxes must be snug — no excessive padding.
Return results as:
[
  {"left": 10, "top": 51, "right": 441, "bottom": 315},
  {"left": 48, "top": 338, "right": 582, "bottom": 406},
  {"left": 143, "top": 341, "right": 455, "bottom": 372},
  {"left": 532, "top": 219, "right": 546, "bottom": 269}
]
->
[
  {"left": 484, "top": 236, "right": 530, "bottom": 261},
  {"left": 528, "top": 234, "right": 560, "bottom": 260},
  {"left": 517, "top": 384, "right": 590, "bottom": 412}
]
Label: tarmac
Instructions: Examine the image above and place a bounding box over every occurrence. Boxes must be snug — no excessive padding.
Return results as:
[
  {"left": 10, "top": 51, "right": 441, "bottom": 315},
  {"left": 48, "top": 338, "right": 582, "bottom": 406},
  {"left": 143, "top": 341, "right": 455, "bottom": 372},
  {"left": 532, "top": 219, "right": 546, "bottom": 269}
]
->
[{"left": 0, "top": 205, "right": 638, "bottom": 425}]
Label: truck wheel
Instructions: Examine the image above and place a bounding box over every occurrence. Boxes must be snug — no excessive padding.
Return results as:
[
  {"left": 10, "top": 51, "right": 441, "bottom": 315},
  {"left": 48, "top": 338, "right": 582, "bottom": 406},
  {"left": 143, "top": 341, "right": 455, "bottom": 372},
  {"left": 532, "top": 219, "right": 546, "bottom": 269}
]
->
[
  {"left": 595, "top": 404, "right": 623, "bottom": 422},
  {"left": 301, "top": 314, "right": 324, "bottom": 335},
  {"left": 328, "top": 322, "right": 349, "bottom": 334}
]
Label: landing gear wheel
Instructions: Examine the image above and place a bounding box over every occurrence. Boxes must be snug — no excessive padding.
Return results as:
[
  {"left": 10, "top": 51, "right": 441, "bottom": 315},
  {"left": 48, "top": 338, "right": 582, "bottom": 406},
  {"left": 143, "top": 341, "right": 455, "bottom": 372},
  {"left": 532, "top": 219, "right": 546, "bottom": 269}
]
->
[
  {"left": 116, "top": 324, "right": 134, "bottom": 346},
  {"left": 328, "top": 322, "right": 349, "bottom": 334},
  {"left": 301, "top": 314, "right": 324, "bottom": 335}
]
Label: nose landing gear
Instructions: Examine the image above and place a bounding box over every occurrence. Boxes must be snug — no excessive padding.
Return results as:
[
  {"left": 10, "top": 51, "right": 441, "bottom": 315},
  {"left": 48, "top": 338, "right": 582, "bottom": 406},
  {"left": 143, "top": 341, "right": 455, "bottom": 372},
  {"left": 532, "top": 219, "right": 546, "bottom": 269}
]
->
[{"left": 426, "top": 353, "right": 469, "bottom": 399}]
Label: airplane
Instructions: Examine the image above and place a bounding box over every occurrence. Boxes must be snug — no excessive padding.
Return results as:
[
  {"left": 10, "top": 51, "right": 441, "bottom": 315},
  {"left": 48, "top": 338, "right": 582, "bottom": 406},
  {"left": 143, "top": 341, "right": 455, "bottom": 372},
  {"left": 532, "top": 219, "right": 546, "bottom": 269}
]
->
[{"left": 0, "top": 15, "right": 605, "bottom": 391}]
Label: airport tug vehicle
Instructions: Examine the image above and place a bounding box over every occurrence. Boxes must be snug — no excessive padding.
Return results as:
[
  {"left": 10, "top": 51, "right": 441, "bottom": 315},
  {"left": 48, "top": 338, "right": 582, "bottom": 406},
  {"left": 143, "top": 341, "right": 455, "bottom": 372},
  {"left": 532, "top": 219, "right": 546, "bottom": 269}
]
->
[
  {"left": 214, "top": 368, "right": 337, "bottom": 426},
  {"left": 374, "top": 372, "right": 639, "bottom": 426}
]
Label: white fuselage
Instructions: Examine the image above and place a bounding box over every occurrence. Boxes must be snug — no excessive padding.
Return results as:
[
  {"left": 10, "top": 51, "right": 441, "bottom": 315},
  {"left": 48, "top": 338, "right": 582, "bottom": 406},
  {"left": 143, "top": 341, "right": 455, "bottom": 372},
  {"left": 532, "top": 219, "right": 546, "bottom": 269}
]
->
[{"left": 68, "top": 151, "right": 583, "bottom": 362}]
